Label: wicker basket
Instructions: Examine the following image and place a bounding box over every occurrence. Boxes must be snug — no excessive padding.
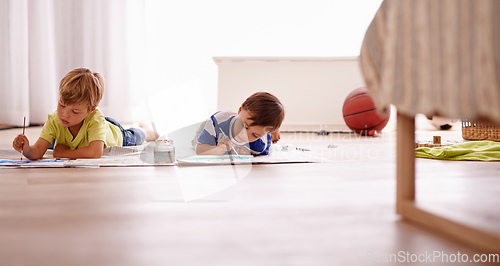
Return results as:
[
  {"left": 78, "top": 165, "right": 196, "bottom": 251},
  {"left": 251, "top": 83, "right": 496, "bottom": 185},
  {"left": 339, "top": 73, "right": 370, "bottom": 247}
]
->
[{"left": 462, "top": 119, "right": 500, "bottom": 141}]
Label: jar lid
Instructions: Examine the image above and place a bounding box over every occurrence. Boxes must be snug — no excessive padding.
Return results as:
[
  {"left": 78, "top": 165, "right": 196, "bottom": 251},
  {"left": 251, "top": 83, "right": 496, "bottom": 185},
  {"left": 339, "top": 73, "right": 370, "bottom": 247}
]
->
[{"left": 155, "top": 140, "right": 173, "bottom": 145}]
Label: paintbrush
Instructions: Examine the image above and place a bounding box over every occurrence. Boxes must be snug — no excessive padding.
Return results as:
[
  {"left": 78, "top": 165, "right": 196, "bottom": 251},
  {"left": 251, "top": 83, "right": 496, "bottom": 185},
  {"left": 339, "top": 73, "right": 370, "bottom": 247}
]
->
[
  {"left": 219, "top": 128, "right": 240, "bottom": 181},
  {"left": 21, "top": 116, "right": 26, "bottom": 160},
  {"left": 219, "top": 129, "right": 239, "bottom": 156}
]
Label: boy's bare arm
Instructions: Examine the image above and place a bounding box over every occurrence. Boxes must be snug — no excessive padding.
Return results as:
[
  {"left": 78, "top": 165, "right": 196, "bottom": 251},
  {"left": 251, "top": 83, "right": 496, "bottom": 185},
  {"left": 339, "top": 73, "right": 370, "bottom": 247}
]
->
[
  {"left": 53, "top": 140, "right": 104, "bottom": 159},
  {"left": 195, "top": 141, "right": 233, "bottom": 155},
  {"left": 196, "top": 143, "right": 221, "bottom": 155},
  {"left": 13, "top": 136, "right": 51, "bottom": 160}
]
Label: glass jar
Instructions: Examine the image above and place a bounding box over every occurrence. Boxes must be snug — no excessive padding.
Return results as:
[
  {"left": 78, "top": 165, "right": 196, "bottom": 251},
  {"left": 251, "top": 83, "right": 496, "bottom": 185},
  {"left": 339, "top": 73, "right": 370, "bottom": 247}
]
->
[{"left": 154, "top": 140, "right": 175, "bottom": 163}]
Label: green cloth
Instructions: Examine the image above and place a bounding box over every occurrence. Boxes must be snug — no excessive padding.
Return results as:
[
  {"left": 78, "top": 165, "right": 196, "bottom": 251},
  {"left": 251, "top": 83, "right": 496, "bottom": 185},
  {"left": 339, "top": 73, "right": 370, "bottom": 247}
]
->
[{"left": 415, "top": 141, "right": 500, "bottom": 161}]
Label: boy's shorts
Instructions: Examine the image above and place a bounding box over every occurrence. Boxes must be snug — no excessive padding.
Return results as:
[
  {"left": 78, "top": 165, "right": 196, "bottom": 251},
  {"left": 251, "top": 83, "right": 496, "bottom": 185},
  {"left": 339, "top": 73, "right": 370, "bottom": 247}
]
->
[{"left": 105, "top": 117, "right": 145, "bottom": 146}]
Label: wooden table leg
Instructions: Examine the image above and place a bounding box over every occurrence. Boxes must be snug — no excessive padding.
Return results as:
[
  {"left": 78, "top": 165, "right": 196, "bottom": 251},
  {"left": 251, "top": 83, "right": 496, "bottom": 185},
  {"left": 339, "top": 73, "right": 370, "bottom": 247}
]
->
[
  {"left": 396, "top": 112, "right": 500, "bottom": 253},
  {"left": 396, "top": 112, "right": 415, "bottom": 214}
]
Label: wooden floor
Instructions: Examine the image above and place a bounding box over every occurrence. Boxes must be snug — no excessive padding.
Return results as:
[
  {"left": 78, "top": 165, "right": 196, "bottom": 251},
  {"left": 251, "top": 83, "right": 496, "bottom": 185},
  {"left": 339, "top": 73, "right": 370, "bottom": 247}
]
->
[{"left": 0, "top": 124, "right": 499, "bottom": 265}]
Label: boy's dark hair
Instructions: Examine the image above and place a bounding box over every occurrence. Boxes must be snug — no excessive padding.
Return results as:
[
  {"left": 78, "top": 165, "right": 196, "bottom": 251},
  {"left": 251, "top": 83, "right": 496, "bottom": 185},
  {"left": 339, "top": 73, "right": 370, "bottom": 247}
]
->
[{"left": 241, "top": 92, "right": 285, "bottom": 132}]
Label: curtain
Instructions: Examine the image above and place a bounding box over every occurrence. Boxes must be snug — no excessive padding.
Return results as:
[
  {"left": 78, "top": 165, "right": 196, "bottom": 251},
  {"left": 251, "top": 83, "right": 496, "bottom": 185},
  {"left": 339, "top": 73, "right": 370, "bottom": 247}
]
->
[
  {"left": 0, "top": 0, "right": 135, "bottom": 126},
  {"left": 1, "top": 0, "right": 32, "bottom": 126}
]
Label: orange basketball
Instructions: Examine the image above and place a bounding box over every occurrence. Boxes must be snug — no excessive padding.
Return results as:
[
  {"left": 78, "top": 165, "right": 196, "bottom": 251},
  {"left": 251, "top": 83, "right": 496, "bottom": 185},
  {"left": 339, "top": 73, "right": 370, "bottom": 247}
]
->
[{"left": 342, "top": 87, "right": 390, "bottom": 135}]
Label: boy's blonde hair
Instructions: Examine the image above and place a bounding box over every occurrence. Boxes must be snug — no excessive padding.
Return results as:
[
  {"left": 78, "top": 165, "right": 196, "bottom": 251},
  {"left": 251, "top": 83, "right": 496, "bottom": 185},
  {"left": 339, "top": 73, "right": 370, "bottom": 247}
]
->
[{"left": 59, "top": 68, "right": 104, "bottom": 111}]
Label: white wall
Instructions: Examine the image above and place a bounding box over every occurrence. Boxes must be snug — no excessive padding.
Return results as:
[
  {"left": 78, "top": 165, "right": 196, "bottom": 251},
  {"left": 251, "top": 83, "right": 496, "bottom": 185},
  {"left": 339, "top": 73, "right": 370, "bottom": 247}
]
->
[
  {"left": 215, "top": 57, "right": 367, "bottom": 131},
  {"left": 137, "top": 0, "right": 384, "bottom": 133}
]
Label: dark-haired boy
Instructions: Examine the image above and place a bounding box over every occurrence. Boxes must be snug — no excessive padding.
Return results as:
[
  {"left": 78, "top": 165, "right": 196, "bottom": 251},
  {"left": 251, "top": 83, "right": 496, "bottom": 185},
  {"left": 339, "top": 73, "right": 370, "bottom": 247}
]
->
[{"left": 196, "top": 92, "right": 285, "bottom": 156}]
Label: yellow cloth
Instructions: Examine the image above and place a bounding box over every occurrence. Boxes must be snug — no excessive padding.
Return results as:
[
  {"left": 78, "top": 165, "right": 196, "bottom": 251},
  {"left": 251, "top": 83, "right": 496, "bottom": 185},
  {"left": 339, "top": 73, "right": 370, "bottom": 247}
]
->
[
  {"left": 416, "top": 141, "right": 500, "bottom": 161},
  {"left": 360, "top": 0, "right": 500, "bottom": 124},
  {"left": 39, "top": 108, "right": 123, "bottom": 149}
]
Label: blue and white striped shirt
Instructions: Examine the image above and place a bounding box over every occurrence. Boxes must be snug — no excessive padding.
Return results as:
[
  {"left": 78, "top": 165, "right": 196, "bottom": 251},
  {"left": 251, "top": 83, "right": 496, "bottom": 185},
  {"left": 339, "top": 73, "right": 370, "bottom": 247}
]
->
[{"left": 196, "top": 111, "right": 271, "bottom": 155}]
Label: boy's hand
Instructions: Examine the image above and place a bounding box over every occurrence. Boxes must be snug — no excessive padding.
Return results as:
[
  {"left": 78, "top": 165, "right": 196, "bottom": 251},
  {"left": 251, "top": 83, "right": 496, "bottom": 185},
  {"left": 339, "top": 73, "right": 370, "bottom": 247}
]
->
[
  {"left": 217, "top": 137, "right": 234, "bottom": 154},
  {"left": 53, "top": 144, "right": 69, "bottom": 158},
  {"left": 12, "top": 134, "right": 30, "bottom": 153},
  {"left": 271, "top": 130, "right": 281, "bottom": 143},
  {"left": 234, "top": 145, "right": 251, "bottom": 155}
]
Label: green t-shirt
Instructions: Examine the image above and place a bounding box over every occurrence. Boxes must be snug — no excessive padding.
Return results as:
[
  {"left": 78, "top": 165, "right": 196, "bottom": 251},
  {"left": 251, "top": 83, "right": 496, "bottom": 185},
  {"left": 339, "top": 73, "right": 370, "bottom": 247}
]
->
[{"left": 39, "top": 108, "right": 123, "bottom": 149}]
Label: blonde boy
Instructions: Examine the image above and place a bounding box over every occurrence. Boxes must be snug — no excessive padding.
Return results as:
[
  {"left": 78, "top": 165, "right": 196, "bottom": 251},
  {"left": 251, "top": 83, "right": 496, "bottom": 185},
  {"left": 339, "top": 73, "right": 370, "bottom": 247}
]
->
[{"left": 13, "top": 68, "right": 156, "bottom": 159}]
